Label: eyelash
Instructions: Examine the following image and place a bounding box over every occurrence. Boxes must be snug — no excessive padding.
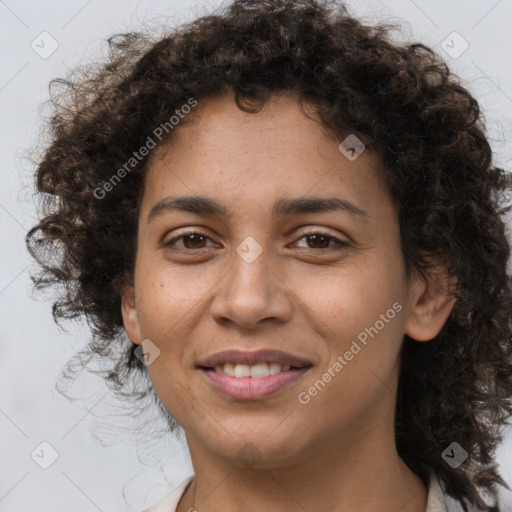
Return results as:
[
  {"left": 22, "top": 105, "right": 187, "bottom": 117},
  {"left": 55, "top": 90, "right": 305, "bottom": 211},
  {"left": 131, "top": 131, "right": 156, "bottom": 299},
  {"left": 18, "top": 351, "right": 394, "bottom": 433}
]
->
[{"left": 163, "top": 229, "right": 349, "bottom": 253}]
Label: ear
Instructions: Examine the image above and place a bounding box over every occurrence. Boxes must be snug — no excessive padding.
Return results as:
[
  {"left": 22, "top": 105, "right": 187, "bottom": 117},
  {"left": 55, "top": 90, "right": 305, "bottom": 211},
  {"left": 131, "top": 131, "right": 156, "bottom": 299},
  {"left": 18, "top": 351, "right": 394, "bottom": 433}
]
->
[
  {"left": 404, "top": 265, "right": 457, "bottom": 342},
  {"left": 121, "top": 284, "right": 143, "bottom": 345}
]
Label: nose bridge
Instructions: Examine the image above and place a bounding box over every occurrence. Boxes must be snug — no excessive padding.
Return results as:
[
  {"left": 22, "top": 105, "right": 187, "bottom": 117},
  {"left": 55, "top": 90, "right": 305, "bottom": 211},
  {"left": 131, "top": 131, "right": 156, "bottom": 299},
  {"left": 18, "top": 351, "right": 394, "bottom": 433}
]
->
[
  {"left": 210, "top": 234, "right": 292, "bottom": 328},
  {"left": 228, "top": 235, "right": 274, "bottom": 308}
]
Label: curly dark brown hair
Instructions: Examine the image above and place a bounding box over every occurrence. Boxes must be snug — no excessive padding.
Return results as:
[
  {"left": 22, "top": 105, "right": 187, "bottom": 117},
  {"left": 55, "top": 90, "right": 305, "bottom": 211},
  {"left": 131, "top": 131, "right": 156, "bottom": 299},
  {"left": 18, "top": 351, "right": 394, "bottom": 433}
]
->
[{"left": 26, "top": 0, "right": 512, "bottom": 509}]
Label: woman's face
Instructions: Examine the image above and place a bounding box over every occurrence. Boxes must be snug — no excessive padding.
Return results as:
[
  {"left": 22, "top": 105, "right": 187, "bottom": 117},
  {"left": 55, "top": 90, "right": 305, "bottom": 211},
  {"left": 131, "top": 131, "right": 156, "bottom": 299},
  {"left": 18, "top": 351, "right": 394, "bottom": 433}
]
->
[{"left": 122, "top": 91, "right": 451, "bottom": 468}]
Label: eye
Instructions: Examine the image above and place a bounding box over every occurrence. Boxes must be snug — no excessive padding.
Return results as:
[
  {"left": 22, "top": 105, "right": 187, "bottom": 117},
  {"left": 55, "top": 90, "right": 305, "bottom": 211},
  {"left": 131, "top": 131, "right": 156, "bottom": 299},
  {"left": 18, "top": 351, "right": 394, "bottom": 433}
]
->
[
  {"left": 163, "top": 229, "right": 349, "bottom": 253},
  {"left": 164, "top": 231, "right": 216, "bottom": 251},
  {"left": 293, "top": 230, "right": 349, "bottom": 252}
]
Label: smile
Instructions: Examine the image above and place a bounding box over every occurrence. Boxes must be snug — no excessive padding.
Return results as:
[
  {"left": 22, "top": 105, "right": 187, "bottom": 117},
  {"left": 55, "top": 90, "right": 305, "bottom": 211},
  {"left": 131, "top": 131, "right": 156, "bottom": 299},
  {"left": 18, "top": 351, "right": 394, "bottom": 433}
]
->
[
  {"left": 198, "top": 365, "right": 312, "bottom": 400},
  {"left": 211, "top": 362, "right": 295, "bottom": 377}
]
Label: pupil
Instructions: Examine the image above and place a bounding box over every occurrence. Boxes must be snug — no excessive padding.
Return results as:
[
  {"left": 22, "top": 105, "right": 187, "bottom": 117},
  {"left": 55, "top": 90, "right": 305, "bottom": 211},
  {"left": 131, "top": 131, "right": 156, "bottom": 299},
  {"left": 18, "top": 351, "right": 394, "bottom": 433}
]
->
[
  {"left": 308, "top": 234, "right": 328, "bottom": 248},
  {"left": 184, "top": 234, "right": 205, "bottom": 248}
]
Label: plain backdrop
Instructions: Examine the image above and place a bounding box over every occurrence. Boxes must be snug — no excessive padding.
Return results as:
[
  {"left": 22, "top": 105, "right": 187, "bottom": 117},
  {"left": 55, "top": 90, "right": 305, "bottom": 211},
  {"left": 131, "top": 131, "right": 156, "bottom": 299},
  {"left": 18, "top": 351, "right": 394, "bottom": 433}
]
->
[{"left": 1, "top": 0, "right": 512, "bottom": 511}]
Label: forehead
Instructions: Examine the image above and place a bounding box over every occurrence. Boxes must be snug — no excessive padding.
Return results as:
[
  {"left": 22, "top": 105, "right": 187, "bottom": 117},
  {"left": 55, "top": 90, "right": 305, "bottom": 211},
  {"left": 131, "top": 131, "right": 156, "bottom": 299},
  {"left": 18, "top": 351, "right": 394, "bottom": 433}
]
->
[{"left": 142, "top": 91, "right": 393, "bottom": 220}]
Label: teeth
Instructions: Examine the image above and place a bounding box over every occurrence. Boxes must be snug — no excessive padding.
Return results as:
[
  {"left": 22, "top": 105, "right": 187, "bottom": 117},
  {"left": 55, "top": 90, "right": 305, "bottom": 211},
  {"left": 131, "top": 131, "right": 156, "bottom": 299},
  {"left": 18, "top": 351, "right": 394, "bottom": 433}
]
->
[{"left": 213, "top": 362, "right": 293, "bottom": 377}]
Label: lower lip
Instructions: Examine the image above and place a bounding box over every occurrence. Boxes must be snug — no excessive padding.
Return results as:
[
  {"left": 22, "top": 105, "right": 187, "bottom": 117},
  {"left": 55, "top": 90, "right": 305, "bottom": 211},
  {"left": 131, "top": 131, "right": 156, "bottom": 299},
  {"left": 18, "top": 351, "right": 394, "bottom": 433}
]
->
[{"left": 199, "top": 367, "right": 311, "bottom": 400}]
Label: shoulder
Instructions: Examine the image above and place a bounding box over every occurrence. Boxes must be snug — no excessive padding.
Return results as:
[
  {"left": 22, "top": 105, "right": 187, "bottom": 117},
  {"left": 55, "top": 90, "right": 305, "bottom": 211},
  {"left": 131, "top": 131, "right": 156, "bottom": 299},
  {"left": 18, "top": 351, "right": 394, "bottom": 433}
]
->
[{"left": 142, "top": 475, "right": 194, "bottom": 512}]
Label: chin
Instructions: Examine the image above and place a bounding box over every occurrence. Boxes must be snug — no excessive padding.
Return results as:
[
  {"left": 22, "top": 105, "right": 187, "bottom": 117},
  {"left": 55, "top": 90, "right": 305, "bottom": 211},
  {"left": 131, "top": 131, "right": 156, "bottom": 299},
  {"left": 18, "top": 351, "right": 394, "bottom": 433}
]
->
[{"left": 204, "top": 427, "right": 309, "bottom": 469}]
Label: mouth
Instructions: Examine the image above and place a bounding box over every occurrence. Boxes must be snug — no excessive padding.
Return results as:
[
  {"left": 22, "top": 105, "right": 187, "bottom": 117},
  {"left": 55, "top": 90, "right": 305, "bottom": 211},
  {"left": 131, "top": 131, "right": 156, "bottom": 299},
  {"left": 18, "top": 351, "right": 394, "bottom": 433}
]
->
[
  {"left": 196, "top": 349, "right": 313, "bottom": 400},
  {"left": 198, "top": 362, "right": 310, "bottom": 377}
]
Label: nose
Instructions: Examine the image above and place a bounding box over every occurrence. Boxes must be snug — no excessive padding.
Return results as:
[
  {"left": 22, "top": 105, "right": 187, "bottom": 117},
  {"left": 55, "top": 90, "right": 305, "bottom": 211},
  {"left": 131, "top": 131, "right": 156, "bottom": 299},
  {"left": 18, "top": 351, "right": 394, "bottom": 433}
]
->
[{"left": 210, "top": 246, "right": 293, "bottom": 330}]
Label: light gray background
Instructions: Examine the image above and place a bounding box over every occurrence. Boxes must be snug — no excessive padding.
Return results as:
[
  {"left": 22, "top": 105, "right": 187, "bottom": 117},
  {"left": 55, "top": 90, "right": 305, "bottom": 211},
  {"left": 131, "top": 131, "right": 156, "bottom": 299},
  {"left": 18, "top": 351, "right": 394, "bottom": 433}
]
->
[{"left": 1, "top": 0, "right": 512, "bottom": 511}]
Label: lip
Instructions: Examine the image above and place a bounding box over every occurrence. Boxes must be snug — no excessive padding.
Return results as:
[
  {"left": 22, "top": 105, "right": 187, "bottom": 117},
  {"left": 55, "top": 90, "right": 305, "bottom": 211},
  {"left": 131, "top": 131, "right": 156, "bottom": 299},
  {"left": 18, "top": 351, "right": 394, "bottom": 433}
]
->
[
  {"left": 199, "top": 366, "right": 312, "bottom": 400},
  {"left": 196, "top": 349, "right": 312, "bottom": 368}
]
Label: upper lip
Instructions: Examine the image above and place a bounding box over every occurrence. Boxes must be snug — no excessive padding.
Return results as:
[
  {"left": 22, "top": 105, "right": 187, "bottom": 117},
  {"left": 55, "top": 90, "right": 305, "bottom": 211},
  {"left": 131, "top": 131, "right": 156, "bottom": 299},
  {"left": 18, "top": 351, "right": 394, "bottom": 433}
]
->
[{"left": 196, "top": 349, "right": 313, "bottom": 368}]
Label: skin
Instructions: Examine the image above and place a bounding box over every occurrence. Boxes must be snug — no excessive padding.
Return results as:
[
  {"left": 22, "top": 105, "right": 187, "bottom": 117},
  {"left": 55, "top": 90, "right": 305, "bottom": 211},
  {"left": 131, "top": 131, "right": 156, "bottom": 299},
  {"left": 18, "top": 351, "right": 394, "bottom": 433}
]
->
[{"left": 122, "top": 90, "right": 455, "bottom": 512}]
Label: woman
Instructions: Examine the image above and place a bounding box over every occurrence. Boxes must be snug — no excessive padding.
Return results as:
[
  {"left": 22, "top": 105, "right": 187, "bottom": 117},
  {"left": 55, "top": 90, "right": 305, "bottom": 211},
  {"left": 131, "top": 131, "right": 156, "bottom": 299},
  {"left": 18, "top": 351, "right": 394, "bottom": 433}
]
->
[{"left": 26, "top": 0, "right": 512, "bottom": 510}]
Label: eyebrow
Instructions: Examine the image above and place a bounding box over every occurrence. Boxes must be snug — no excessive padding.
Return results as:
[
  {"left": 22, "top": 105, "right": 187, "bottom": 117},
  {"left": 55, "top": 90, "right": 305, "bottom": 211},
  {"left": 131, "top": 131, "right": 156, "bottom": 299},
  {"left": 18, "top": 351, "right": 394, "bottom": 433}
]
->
[{"left": 147, "top": 195, "right": 370, "bottom": 224}]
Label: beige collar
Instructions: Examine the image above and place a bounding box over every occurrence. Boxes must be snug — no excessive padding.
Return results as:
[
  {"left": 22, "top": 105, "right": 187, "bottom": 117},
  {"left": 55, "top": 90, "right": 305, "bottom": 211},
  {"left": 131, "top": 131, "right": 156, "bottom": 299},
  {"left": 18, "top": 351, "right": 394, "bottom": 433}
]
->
[{"left": 426, "top": 472, "right": 450, "bottom": 512}]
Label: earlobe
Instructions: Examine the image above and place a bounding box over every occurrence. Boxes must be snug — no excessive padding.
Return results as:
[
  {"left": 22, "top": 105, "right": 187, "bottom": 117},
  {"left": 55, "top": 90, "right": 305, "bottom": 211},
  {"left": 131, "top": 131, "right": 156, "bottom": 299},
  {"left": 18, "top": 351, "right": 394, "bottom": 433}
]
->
[
  {"left": 121, "top": 286, "right": 143, "bottom": 345},
  {"left": 404, "top": 267, "right": 457, "bottom": 342}
]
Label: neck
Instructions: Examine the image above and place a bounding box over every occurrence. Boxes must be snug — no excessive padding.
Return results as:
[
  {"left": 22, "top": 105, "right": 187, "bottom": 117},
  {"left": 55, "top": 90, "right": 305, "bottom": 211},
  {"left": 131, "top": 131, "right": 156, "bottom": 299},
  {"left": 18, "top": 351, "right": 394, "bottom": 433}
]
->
[{"left": 177, "top": 426, "right": 427, "bottom": 512}]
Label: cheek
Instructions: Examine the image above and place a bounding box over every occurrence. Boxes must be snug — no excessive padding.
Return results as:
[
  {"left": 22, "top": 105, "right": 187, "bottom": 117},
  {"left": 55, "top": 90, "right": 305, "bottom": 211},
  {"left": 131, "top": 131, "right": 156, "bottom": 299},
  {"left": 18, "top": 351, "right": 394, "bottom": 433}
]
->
[
  {"left": 135, "top": 270, "right": 200, "bottom": 420},
  {"left": 291, "top": 254, "right": 407, "bottom": 373},
  {"left": 293, "top": 254, "right": 405, "bottom": 328},
  {"left": 136, "top": 261, "right": 208, "bottom": 338},
  {"left": 294, "top": 271, "right": 405, "bottom": 428}
]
